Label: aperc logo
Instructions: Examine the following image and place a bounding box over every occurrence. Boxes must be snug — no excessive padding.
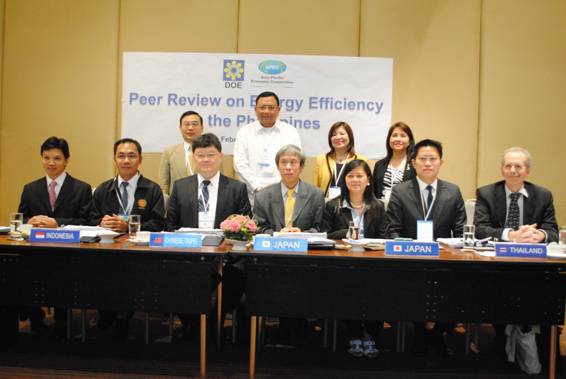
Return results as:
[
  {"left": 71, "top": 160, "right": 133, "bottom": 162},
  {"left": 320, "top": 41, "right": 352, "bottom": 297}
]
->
[{"left": 223, "top": 60, "right": 245, "bottom": 81}]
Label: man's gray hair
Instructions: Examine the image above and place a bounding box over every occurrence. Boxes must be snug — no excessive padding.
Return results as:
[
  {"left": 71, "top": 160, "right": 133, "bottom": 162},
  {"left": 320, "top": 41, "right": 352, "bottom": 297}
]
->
[
  {"left": 501, "top": 147, "right": 532, "bottom": 169},
  {"left": 275, "top": 144, "right": 305, "bottom": 166}
]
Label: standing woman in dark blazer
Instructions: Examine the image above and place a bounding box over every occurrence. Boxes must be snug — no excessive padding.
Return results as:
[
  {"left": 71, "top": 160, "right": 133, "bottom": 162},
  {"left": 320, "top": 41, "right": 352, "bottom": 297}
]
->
[
  {"left": 322, "top": 160, "right": 387, "bottom": 357},
  {"left": 372, "top": 122, "right": 416, "bottom": 208}
]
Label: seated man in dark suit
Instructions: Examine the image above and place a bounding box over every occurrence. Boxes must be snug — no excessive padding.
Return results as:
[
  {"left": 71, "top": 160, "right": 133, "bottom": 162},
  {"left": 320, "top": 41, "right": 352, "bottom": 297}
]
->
[
  {"left": 166, "top": 133, "right": 251, "bottom": 340},
  {"left": 387, "top": 139, "right": 465, "bottom": 356},
  {"left": 14, "top": 136, "right": 92, "bottom": 339},
  {"left": 89, "top": 138, "right": 165, "bottom": 339},
  {"left": 253, "top": 144, "right": 325, "bottom": 234},
  {"left": 253, "top": 144, "right": 325, "bottom": 345},
  {"left": 474, "top": 147, "right": 558, "bottom": 364}
]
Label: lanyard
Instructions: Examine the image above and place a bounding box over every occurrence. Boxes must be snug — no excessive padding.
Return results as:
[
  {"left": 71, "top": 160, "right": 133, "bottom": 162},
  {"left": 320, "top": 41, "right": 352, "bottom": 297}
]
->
[
  {"left": 333, "top": 161, "right": 347, "bottom": 186},
  {"left": 198, "top": 185, "right": 211, "bottom": 212},
  {"left": 114, "top": 184, "right": 130, "bottom": 216},
  {"left": 421, "top": 189, "right": 435, "bottom": 221}
]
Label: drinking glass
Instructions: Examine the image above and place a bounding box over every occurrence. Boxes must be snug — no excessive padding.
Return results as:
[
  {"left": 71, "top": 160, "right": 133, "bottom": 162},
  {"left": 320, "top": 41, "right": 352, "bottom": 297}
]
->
[
  {"left": 559, "top": 226, "right": 566, "bottom": 246},
  {"left": 463, "top": 224, "right": 475, "bottom": 248},
  {"left": 128, "top": 214, "right": 141, "bottom": 240},
  {"left": 9, "top": 212, "right": 24, "bottom": 240},
  {"left": 347, "top": 220, "right": 359, "bottom": 240}
]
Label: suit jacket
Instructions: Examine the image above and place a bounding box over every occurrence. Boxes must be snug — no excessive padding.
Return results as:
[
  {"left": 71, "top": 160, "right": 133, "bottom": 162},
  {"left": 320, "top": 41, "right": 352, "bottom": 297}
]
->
[
  {"left": 372, "top": 157, "right": 416, "bottom": 199},
  {"left": 387, "top": 178, "right": 465, "bottom": 239},
  {"left": 18, "top": 174, "right": 92, "bottom": 226},
  {"left": 166, "top": 173, "right": 251, "bottom": 230},
  {"left": 313, "top": 153, "right": 368, "bottom": 196},
  {"left": 159, "top": 143, "right": 195, "bottom": 195},
  {"left": 322, "top": 196, "right": 388, "bottom": 239},
  {"left": 474, "top": 181, "right": 558, "bottom": 242},
  {"left": 253, "top": 180, "right": 325, "bottom": 234},
  {"left": 89, "top": 175, "right": 165, "bottom": 232}
]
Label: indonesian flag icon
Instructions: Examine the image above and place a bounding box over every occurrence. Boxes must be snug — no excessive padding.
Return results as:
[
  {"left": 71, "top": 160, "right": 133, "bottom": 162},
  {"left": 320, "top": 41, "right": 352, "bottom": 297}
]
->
[
  {"left": 153, "top": 236, "right": 163, "bottom": 245},
  {"left": 35, "top": 231, "right": 46, "bottom": 239},
  {"left": 394, "top": 245, "right": 403, "bottom": 252}
]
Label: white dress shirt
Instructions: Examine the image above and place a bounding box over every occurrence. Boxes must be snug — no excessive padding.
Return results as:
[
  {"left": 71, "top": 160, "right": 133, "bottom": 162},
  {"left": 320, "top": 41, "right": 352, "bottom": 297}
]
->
[
  {"left": 117, "top": 172, "right": 140, "bottom": 215},
  {"left": 501, "top": 185, "right": 529, "bottom": 241},
  {"left": 416, "top": 177, "right": 438, "bottom": 220},
  {"left": 45, "top": 172, "right": 67, "bottom": 198},
  {"left": 233, "top": 120, "right": 301, "bottom": 201},
  {"left": 197, "top": 171, "right": 220, "bottom": 223},
  {"left": 183, "top": 141, "right": 194, "bottom": 175}
]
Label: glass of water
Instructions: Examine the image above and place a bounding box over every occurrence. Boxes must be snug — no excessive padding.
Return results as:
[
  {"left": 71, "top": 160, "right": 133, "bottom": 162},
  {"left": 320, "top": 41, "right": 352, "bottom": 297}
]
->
[
  {"left": 347, "top": 220, "right": 359, "bottom": 240},
  {"left": 9, "top": 212, "right": 24, "bottom": 241},
  {"left": 128, "top": 214, "right": 141, "bottom": 240},
  {"left": 559, "top": 226, "right": 566, "bottom": 246},
  {"left": 463, "top": 224, "right": 475, "bottom": 248}
]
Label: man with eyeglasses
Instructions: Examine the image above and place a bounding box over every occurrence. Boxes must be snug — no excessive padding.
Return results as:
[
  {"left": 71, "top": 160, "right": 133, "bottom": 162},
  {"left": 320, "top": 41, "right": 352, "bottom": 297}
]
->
[
  {"left": 233, "top": 91, "right": 301, "bottom": 203},
  {"left": 166, "top": 133, "right": 251, "bottom": 341},
  {"left": 89, "top": 138, "right": 165, "bottom": 339},
  {"left": 387, "top": 138, "right": 465, "bottom": 357},
  {"left": 159, "top": 110, "right": 204, "bottom": 195}
]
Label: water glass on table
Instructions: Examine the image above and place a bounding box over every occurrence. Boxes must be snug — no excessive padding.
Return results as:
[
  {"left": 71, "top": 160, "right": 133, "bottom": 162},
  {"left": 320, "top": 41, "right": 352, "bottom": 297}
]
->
[
  {"left": 9, "top": 212, "right": 24, "bottom": 241},
  {"left": 559, "top": 226, "right": 566, "bottom": 247},
  {"left": 463, "top": 224, "right": 475, "bottom": 248},
  {"left": 128, "top": 214, "right": 141, "bottom": 240}
]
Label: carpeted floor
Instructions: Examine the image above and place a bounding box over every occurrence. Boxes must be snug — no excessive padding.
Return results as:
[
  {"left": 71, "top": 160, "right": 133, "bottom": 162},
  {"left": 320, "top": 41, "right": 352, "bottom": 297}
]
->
[{"left": 0, "top": 310, "right": 564, "bottom": 378}]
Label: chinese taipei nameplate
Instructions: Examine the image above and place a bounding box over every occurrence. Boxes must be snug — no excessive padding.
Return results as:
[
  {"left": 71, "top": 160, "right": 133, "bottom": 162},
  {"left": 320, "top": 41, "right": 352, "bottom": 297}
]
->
[
  {"left": 385, "top": 241, "right": 439, "bottom": 257},
  {"left": 253, "top": 236, "right": 308, "bottom": 254},
  {"left": 29, "top": 229, "right": 80, "bottom": 243},
  {"left": 149, "top": 233, "right": 202, "bottom": 248},
  {"left": 495, "top": 243, "right": 547, "bottom": 258}
]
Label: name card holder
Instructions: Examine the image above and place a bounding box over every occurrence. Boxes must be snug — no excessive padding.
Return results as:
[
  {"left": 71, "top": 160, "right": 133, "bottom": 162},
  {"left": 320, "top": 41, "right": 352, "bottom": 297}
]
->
[
  {"left": 253, "top": 235, "right": 308, "bottom": 254},
  {"left": 30, "top": 229, "right": 80, "bottom": 244},
  {"left": 149, "top": 232, "right": 203, "bottom": 249},
  {"left": 495, "top": 243, "right": 547, "bottom": 258},
  {"left": 385, "top": 240, "right": 439, "bottom": 257}
]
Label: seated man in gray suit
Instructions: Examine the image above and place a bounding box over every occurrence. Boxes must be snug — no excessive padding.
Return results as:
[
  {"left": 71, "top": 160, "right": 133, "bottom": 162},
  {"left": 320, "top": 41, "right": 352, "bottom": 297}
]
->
[
  {"left": 166, "top": 133, "right": 251, "bottom": 340},
  {"left": 253, "top": 144, "right": 325, "bottom": 234},
  {"left": 252, "top": 144, "right": 325, "bottom": 345},
  {"left": 387, "top": 139, "right": 465, "bottom": 357},
  {"left": 474, "top": 147, "right": 558, "bottom": 364}
]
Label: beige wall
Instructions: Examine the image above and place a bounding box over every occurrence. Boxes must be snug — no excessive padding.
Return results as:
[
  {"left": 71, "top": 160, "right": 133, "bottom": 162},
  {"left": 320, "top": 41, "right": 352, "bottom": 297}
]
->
[{"left": 0, "top": 0, "right": 564, "bottom": 227}]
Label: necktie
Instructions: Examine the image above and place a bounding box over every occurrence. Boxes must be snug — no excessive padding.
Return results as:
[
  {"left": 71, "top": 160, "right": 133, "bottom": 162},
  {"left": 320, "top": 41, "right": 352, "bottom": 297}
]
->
[
  {"left": 199, "top": 180, "right": 211, "bottom": 212},
  {"left": 121, "top": 182, "right": 129, "bottom": 214},
  {"left": 424, "top": 185, "right": 433, "bottom": 215},
  {"left": 505, "top": 192, "right": 521, "bottom": 230},
  {"left": 284, "top": 189, "right": 295, "bottom": 227},
  {"left": 48, "top": 181, "right": 57, "bottom": 210}
]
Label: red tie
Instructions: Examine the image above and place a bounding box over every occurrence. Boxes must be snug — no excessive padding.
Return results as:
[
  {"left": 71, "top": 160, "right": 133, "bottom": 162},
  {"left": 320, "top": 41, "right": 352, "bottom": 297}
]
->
[{"left": 49, "top": 181, "right": 57, "bottom": 210}]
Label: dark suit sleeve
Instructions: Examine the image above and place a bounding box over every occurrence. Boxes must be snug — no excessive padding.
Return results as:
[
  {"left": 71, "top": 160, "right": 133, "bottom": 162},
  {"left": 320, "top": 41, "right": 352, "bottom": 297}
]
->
[
  {"left": 165, "top": 182, "right": 180, "bottom": 231},
  {"left": 252, "top": 192, "right": 275, "bottom": 235},
  {"left": 236, "top": 183, "right": 252, "bottom": 217},
  {"left": 322, "top": 200, "right": 348, "bottom": 239},
  {"left": 538, "top": 191, "right": 558, "bottom": 242},
  {"left": 451, "top": 188, "right": 466, "bottom": 238},
  {"left": 386, "top": 188, "right": 403, "bottom": 239},
  {"left": 474, "top": 187, "right": 503, "bottom": 240},
  {"left": 142, "top": 184, "right": 165, "bottom": 232},
  {"left": 17, "top": 185, "right": 32, "bottom": 223},
  {"left": 372, "top": 201, "right": 388, "bottom": 239},
  {"left": 88, "top": 187, "right": 106, "bottom": 226},
  {"left": 54, "top": 183, "right": 92, "bottom": 226},
  {"left": 303, "top": 190, "right": 325, "bottom": 233}
]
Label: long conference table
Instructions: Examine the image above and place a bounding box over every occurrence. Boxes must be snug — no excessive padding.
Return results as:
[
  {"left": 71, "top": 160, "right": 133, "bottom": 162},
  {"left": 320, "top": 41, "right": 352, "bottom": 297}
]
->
[{"left": 1, "top": 235, "right": 566, "bottom": 379}]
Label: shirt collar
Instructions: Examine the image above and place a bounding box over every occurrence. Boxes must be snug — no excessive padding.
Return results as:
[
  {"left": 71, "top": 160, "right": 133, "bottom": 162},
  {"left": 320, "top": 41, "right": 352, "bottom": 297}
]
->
[
  {"left": 118, "top": 172, "right": 140, "bottom": 188},
  {"left": 505, "top": 184, "right": 529, "bottom": 198},
  {"left": 198, "top": 171, "right": 220, "bottom": 188},
  {"left": 46, "top": 172, "right": 67, "bottom": 187},
  {"left": 416, "top": 177, "right": 437, "bottom": 192},
  {"left": 183, "top": 141, "right": 192, "bottom": 153},
  {"left": 255, "top": 120, "right": 280, "bottom": 133},
  {"left": 281, "top": 180, "right": 300, "bottom": 197}
]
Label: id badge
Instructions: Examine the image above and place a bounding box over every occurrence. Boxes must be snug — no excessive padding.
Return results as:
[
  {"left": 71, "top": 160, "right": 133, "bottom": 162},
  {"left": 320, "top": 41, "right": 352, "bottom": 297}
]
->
[
  {"left": 198, "top": 211, "right": 214, "bottom": 229},
  {"left": 327, "top": 186, "right": 341, "bottom": 200},
  {"left": 256, "top": 150, "right": 273, "bottom": 177},
  {"left": 417, "top": 220, "right": 434, "bottom": 242}
]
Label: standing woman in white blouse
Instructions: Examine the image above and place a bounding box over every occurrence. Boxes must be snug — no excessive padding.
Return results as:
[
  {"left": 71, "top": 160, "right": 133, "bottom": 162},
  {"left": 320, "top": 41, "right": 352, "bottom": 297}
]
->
[{"left": 372, "top": 122, "right": 416, "bottom": 208}]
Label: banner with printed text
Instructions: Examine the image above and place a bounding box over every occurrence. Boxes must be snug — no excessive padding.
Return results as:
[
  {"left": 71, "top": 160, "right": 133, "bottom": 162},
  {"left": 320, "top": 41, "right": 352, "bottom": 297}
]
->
[{"left": 121, "top": 52, "right": 393, "bottom": 158}]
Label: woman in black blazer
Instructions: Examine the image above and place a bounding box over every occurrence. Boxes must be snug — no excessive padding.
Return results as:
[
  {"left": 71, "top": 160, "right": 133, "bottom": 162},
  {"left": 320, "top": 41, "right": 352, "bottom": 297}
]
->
[
  {"left": 322, "top": 160, "right": 387, "bottom": 357},
  {"left": 372, "top": 122, "right": 416, "bottom": 207}
]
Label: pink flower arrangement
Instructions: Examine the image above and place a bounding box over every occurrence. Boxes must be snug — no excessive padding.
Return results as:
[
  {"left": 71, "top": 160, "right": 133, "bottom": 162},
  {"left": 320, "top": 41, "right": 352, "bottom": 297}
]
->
[{"left": 220, "top": 214, "right": 257, "bottom": 241}]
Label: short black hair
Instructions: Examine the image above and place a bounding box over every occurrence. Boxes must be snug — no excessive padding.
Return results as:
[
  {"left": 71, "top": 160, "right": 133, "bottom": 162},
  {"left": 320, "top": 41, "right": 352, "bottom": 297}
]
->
[
  {"left": 413, "top": 139, "right": 443, "bottom": 159},
  {"left": 179, "top": 110, "right": 203, "bottom": 126},
  {"left": 114, "top": 138, "right": 142, "bottom": 156},
  {"left": 256, "top": 91, "right": 280, "bottom": 106},
  {"left": 41, "top": 136, "right": 70, "bottom": 159},
  {"left": 192, "top": 133, "right": 222, "bottom": 153}
]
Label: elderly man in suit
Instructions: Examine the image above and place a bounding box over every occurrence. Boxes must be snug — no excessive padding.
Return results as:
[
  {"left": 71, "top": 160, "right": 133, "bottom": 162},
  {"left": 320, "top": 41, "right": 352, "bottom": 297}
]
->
[
  {"left": 166, "top": 133, "right": 251, "bottom": 341},
  {"left": 159, "top": 110, "right": 204, "bottom": 195},
  {"left": 11, "top": 136, "right": 92, "bottom": 339},
  {"left": 474, "top": 147, "right": 558, "bottom": 365},
  {"left": 387, "top": 138, "right": 465, "bottom": 357},
  {"left": 252, "top": 144, "right": 325, "bottom": 345}
]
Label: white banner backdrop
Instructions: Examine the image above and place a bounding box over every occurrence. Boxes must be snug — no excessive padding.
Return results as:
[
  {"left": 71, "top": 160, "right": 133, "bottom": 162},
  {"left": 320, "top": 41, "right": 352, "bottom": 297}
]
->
[{"left": 122, "top": 52, "right": 393, "bottom": 158}]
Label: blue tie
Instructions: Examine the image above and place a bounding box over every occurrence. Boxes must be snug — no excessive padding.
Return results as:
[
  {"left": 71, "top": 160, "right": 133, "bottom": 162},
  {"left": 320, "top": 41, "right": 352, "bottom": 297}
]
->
[{"left": 198, "top": 180, "right": 211, "bottom": 212}]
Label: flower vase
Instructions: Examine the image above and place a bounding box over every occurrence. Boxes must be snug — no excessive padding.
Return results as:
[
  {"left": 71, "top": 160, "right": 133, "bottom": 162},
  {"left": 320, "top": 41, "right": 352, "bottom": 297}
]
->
[{"left": 226, "top": 238, "right": 248, "bottom": 252}]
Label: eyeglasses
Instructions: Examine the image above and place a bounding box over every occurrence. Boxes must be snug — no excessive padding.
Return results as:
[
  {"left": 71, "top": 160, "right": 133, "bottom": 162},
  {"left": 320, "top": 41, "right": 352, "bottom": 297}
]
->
[
  {"left": 182, "top": 121, "right": 201, "bottom": 127},
  {"left": 416, "top": 156, "right": 440, "bottom": 163},
  {"left": 255, "top": 105, "right": 278, "bottom": 111},
  {"left": 194, "top": 153, "right": 219, "bottom": 160}
]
